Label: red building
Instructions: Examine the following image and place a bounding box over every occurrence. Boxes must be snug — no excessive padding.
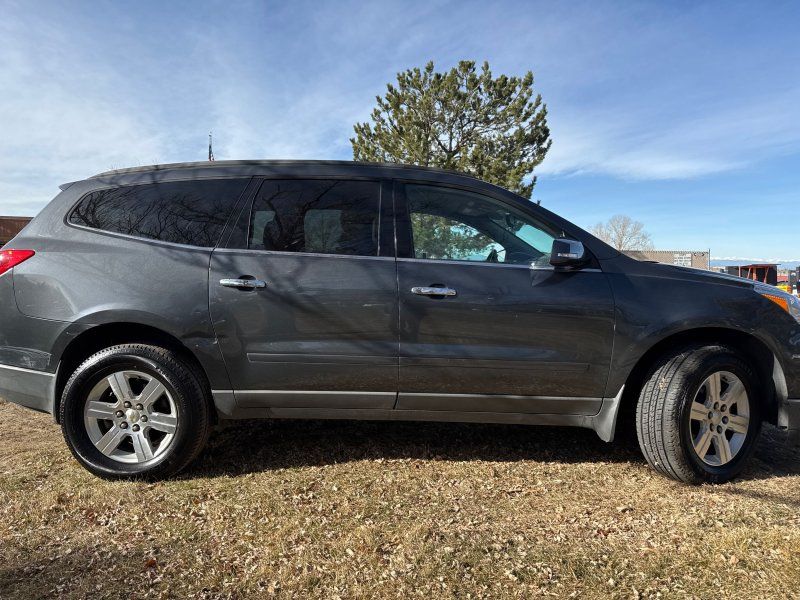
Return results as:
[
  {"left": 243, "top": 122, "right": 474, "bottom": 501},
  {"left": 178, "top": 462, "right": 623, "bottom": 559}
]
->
[{"left": 0, "top": 216, "right": 33, "bottom": 246}]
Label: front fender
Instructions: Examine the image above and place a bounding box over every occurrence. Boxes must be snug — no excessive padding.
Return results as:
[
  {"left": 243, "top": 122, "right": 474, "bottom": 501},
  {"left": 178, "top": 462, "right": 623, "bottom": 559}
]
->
[{"left": 603, "top": 268, "right": 797, "bottom": 400}]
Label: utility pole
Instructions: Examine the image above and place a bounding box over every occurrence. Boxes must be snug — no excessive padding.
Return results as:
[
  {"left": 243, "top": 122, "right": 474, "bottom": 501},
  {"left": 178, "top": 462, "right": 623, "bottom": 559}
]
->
[{"left": 208, "top": 132, "right": 215, "bottom": 162}]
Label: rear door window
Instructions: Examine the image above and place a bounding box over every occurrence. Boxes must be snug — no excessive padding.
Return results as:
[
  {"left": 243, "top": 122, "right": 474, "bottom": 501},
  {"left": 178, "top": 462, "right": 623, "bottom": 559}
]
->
[
  {"left": 245, "top": 179, "right": 381, "bottom": 256},
  {"left": 69, "top": 179, "right": 248, "bottom": 247}
]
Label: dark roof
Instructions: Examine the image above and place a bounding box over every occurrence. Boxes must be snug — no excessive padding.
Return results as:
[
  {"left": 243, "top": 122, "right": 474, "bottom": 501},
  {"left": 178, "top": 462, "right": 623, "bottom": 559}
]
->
[
  {"left": 52, "top": 159, "right": 621, "bottom": 261},
  {"left": 89, "top": 160, "right": 484, "bottom": 182}
]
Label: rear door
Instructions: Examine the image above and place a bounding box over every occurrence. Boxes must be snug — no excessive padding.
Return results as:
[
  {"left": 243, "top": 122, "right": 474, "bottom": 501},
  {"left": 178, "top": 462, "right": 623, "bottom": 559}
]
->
[
  {"left": 395, "top": 182, "right": 615, "bottom": 415},
  {"left": 209, "top": 178, "right": 398, "bottom": 409}
]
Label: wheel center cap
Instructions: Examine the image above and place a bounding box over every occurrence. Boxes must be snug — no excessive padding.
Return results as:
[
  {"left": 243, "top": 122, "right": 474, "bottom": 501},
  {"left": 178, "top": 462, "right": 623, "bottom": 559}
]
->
[{"left": 125, "top": 408, "right": 140, "bottom": 422}]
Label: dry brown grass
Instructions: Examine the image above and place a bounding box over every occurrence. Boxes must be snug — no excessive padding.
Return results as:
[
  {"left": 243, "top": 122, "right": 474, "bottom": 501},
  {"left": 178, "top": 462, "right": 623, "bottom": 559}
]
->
[{"left": 1, "top": 399, "right": 799, "bottom": 599}]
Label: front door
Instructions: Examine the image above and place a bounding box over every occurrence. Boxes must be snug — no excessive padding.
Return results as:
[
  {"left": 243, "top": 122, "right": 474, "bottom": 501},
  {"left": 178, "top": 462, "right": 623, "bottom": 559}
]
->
[
  {"left": 209, "top": 178, "right": 398, "bottom": 409},
  {"left": 395, "top": 182, "right": 615, "bottom": 415}
]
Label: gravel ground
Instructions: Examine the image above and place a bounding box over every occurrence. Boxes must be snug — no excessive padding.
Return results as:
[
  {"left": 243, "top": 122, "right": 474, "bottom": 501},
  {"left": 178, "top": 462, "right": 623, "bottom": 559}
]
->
[{"left": 1, "top": 399, "right": 799, "bottom": 599}]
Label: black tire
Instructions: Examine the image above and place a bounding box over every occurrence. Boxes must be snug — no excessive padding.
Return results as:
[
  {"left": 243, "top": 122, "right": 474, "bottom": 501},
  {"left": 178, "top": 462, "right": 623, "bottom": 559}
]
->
[
  {"left": 636, "top": 345, "right": 762, "bottom": 484},
  {"left": 60, "top": 344, "right": 211, "bottom": 479}
]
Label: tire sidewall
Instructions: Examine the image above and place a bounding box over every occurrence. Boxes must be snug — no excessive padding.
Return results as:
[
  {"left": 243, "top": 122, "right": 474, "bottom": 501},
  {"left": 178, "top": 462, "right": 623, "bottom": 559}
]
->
[
  {"left": 677, "top": 350, "right": 761, "bottom": 483},
  {"left": 61, "top": 349, "right": 198, "bottom": 478}
]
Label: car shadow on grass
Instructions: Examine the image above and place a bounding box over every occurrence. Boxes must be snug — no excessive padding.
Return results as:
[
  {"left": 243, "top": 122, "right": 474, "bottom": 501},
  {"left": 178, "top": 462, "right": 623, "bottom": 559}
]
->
[
  {"left": 188, "top": 418, "right": 800, "bottom": 483},
  {"left": 741, "top": 425, "right": 800, "bottom": 482},
  {"left": 190, "top": 418, "right": 644, "bottom": 478},
  {"left": 720, "top": 427, "right": 800, "bottom": 508}
]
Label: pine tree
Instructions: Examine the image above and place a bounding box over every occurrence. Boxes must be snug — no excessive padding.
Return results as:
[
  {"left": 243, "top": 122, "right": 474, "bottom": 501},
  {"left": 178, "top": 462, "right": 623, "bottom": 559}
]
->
[{"left": 351, "top": 60, "right": 551, "bottom": 198}]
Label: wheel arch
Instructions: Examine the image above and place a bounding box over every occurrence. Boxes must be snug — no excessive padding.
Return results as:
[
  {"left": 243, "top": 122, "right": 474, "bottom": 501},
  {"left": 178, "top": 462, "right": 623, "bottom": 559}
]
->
[
  {"left": 53, "top": 322, "right": 215, "bottom": 424},
  {"left": 615, "top": 327, "right": 785, "bottom": 436}
]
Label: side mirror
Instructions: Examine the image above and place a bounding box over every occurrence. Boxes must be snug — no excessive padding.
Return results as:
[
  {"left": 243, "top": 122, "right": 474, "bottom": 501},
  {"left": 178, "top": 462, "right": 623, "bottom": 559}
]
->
[{"left": 549, "top": 238, "right": 588, "bottom": 269}]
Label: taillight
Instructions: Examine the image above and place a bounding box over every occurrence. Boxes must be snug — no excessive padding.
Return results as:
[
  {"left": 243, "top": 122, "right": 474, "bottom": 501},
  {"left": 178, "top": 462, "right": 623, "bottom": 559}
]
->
[{"left": 0, "top": 249, "right": 35, "bottom": 277}]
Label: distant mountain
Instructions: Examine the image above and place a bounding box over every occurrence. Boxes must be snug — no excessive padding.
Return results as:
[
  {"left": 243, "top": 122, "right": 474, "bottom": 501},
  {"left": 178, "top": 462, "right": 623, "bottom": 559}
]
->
[{"left": 711, "top": 259, "right": 800, "bottom": 270}]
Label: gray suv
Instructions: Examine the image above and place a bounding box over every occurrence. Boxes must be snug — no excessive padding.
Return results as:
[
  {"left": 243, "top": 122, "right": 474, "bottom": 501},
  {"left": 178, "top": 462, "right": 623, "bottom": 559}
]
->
[{"left": 1, "top": 160, "right": 798, "bottom": 483}]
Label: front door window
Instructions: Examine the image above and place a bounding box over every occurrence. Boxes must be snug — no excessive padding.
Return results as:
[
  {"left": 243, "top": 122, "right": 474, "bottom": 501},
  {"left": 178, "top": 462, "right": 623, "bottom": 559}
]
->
[{"left": 405, "top": 184, "right": 557, "bottom": 267}]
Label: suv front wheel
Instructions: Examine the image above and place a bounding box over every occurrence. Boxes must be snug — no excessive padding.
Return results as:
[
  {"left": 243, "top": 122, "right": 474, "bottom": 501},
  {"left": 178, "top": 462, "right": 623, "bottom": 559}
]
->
[
  {"left": 636, "top": 345, "right": 762, "bottom": 484},
  {"left": 60, "top": 344, "right": 211, "bottom": 479}
]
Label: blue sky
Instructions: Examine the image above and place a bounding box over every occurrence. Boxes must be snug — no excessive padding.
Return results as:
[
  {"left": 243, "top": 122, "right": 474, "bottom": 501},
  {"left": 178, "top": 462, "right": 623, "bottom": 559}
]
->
[{"left": 1, "top": 0, "right": 798, "bottom": 262}]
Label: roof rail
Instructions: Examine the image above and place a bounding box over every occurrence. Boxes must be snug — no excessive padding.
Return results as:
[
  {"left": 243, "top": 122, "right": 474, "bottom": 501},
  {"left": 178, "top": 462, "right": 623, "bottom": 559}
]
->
[{"left": 87, "top": 159, "right": 484, "bottom": 182}]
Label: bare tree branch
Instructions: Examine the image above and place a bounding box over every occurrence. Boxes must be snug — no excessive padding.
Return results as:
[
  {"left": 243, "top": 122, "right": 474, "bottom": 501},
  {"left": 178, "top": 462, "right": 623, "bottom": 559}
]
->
[{"left": 589, "top": 215, "right": 654, "bottom": 251}]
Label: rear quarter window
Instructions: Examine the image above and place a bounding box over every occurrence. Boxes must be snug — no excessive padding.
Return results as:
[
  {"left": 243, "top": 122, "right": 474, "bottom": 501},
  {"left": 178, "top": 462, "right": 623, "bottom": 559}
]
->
[{"left": 69, "top": 179, "right": 248, "bottom": 247}]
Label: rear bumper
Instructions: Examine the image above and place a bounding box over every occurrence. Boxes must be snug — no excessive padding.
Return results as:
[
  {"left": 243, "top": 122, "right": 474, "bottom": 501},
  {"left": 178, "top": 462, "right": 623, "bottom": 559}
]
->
[{"left": 0, "top": 363, "right": 56, "bottom": 415}]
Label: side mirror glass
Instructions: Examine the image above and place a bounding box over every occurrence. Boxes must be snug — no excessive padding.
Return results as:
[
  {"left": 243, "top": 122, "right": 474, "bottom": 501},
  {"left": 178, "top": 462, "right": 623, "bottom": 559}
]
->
[{"left": 549, "top": 238, "right": 587, "bottom": 268}]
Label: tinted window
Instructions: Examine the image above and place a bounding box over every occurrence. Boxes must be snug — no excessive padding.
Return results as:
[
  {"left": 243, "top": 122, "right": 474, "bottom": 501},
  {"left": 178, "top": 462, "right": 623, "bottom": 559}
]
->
[
  {"left": 406, "top": 184, "right": 556, "bottom": 266},
  {"left": 246, "top": 180, "right": 380, "bottom": 256},
  {"left": 69, "top": 179, "right": 248, "bottom": 247}
]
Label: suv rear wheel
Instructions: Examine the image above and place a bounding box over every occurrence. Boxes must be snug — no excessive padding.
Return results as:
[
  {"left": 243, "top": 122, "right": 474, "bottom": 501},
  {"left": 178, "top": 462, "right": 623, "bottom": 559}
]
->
[
  {"left": 60, "top": 344, "right": 210, "bottom": 479},
  {"left": 636, "top": 345, "right": 762, "bottom": 484}
]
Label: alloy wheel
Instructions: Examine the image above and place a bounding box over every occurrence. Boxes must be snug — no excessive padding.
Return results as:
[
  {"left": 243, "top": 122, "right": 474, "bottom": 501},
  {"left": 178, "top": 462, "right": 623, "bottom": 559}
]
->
[
  {"left": 688, "top": 370, "right": 750, "bottom": 466},
  {"left": 83, "top": 370, "right": 178, "bottom": 464}
]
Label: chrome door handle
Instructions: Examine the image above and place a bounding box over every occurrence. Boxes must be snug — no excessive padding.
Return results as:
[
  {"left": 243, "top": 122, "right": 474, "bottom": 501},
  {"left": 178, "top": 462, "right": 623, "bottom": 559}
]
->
[
  {"left": 411, "top": 286, "right": 457, "bottom": 297},
  {"left": 220, "top": 278, "right": 267, "bottom": 290}
]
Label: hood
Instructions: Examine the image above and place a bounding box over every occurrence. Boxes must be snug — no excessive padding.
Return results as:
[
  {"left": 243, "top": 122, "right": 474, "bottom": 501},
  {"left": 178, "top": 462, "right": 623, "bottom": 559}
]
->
[{"left": 633, "top": 260, "right": 756, "bottom": 288}]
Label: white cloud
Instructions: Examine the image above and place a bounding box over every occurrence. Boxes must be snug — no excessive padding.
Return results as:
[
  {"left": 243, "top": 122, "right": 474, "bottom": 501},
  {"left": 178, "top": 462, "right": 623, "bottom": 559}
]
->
[
  {"left": 0, "top": 10, "right": 171, "bottom": 214},
  {"left": 713, "top": 257, "right": 800, "bottom": 264},
  {"left": 539, "top": 86, "right": 800, "bottom": 180},
  {"left": 2, "top": 0, "right": 800, "bottom": 219}
]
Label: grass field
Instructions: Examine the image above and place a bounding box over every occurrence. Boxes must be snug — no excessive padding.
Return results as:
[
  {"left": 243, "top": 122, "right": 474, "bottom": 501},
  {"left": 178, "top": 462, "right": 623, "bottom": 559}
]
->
[{"left": 1, "top": 398, "right": 799, "bottom": 599}]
